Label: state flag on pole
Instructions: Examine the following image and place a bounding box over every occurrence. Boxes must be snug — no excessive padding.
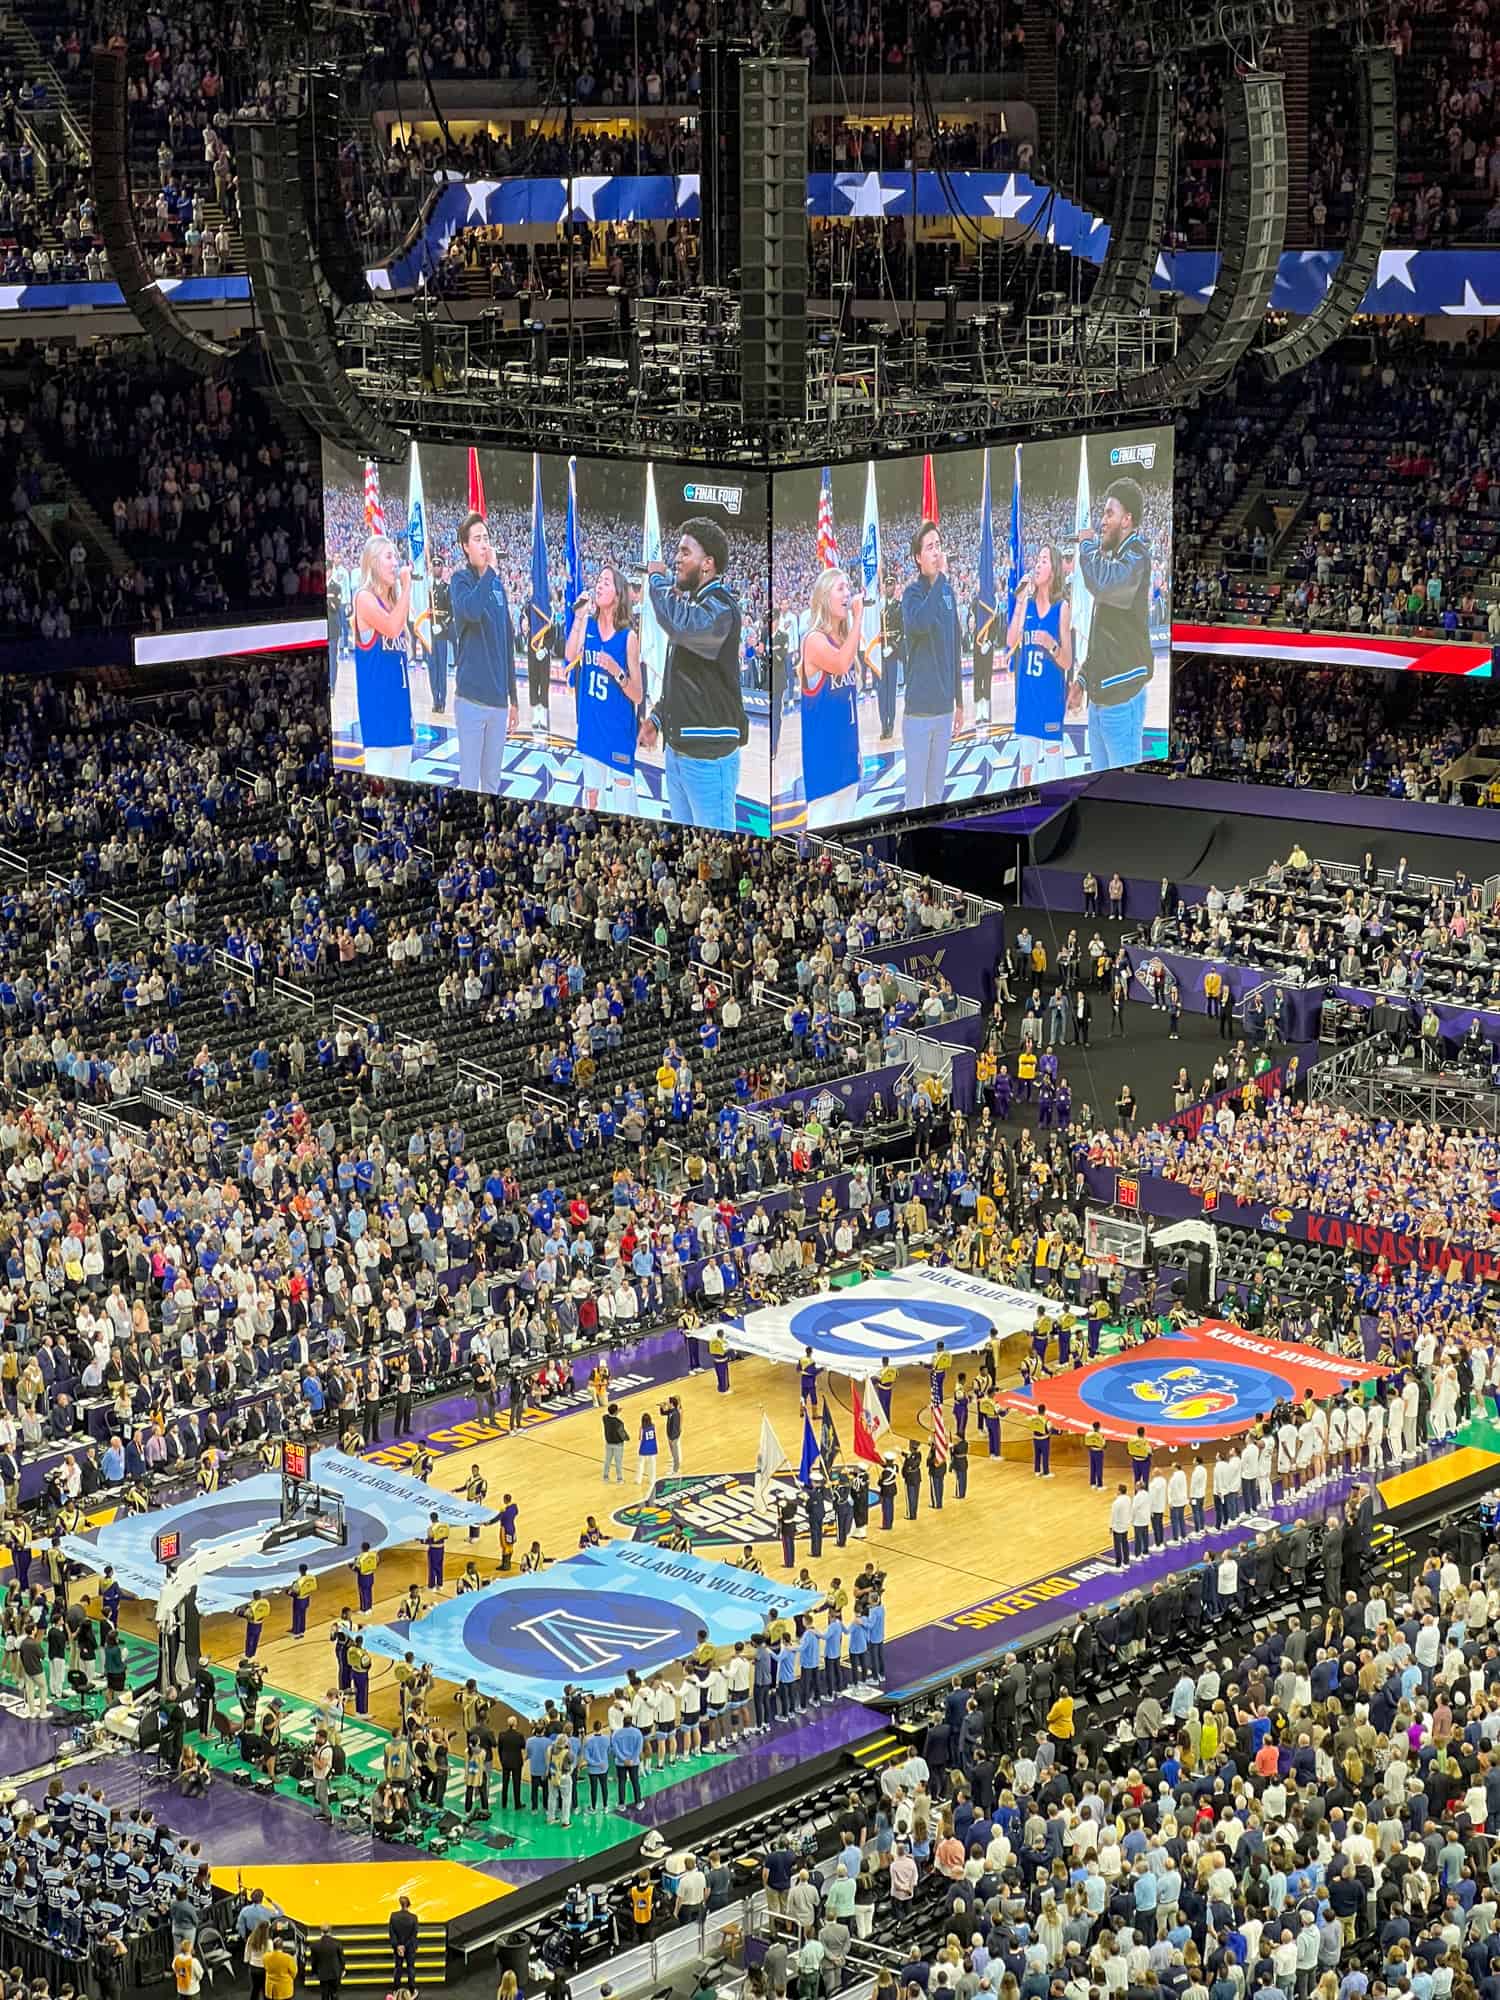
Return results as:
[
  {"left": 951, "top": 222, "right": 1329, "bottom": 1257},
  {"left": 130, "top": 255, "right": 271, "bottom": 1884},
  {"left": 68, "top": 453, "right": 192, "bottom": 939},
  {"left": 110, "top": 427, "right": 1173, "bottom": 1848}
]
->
[
  {"left": 922, "top": 453, "right": 939, "bottom": 526},
  {"left": 466, "top": 446, "right": 486, "bottom": 520},
  {"left": 931, "top": 1397, "right": 951, "bottom": 1466},
  {"left": 755, "top": 1414, "right": 787, "bottom": 1503},
  {"left": 820, "top": 1397, "right": 841, "bottom": 1469},
  {"left": 799, "top": 1410, "right": 820, "bottom": 1488},
  {"left": 852, "top": 1378, "right": 889, "bottom": 1466}
]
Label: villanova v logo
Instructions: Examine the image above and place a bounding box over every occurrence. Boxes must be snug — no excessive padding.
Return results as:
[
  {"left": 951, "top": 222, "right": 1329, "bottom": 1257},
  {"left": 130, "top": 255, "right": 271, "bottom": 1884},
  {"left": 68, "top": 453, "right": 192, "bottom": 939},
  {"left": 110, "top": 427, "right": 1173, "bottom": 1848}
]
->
[{"left": 511, "top": 1607, "right": 682, "bottom": 1671}]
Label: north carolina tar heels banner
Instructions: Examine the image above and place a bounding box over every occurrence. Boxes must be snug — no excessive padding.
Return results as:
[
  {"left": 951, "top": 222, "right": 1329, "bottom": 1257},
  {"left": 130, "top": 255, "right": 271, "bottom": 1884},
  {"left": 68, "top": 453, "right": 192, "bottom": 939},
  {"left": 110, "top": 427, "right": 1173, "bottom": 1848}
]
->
[
  {"left": 997, "top": 1322, "right": 1387, "bottom": 1446},
  {"left": 61, "top": 1451, "right": 497, "bottom": 1613},
  {"left": 728, "top": 1268, "right": 1050, "bottom": 1380},
  {"left": 360, "top": 1542, "right": 825, "bottom": 1712}
]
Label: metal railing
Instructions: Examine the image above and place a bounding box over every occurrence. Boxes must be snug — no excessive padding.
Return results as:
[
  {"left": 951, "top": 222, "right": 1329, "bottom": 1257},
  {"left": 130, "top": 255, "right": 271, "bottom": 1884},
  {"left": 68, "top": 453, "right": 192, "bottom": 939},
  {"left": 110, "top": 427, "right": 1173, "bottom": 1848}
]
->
[
  {"left": 455, "top": 1057, "right": 506, "bottom": 1100},
  {"left": 141, "top": 1084, "right": 209, "bottom": 1126},
  {"left": 0, "top": 845, "right": 29, "bottom": 877},
  {"left": 772, "top": 829, "right": 997, "bottom": 928},
  {"left": 272, "top": 977, "right": 315, "bottom": 1011}
]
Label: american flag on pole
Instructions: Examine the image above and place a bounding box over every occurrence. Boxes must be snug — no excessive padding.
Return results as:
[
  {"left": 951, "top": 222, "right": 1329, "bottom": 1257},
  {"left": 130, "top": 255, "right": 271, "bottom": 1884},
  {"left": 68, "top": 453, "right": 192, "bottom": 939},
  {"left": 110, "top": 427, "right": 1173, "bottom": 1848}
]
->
[
  {"left": 931, "top": 1394, "right": 951, "bottom": 1466},
  {"left": 817, "top": 465, "right": 840, "bottom": 569},
  {"left": 363, "top": 460, "right": 385, "bottom": 537}
]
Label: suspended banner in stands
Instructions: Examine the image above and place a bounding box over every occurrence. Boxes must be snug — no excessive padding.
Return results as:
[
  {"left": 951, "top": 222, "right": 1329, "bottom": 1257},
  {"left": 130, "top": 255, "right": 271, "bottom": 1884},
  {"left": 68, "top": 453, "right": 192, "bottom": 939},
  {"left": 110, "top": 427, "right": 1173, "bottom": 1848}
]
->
[
  {"left": 1080, "top": 1164, "right": 1500, "bottom": 1283},
  {"left": 1172, "top": 622, "right": 1494, "bottom": 678},
  {"left": 996, "top": 1321, "right": 1387, "bottom": 1445}
]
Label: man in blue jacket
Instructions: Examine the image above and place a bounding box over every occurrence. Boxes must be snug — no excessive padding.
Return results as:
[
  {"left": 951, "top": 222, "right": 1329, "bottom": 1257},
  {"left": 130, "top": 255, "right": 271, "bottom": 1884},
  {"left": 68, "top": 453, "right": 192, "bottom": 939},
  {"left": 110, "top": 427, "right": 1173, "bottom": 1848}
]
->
[
  {"left": 900, "top": 519, "right": 963, "bottom": 811},
  {"left": 449, "top": 511, "right": 519, "bottom": 796}
]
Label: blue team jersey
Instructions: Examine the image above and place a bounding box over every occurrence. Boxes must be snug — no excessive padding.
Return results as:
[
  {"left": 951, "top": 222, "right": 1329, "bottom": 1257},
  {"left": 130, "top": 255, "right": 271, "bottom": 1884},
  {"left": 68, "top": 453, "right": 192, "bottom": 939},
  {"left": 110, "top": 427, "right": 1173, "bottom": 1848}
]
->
[
  {"left": 800, "top": 629, "right": 860, "bottom": 802},
  {"left": 353, "top": 621, "right": 413, "bottom": 750},
  {"left": 1014, "top": 596, "right": 1065, "bottom": 743},
  {"left": 574, "top": 619, "right": 637, "bottom": 775}
]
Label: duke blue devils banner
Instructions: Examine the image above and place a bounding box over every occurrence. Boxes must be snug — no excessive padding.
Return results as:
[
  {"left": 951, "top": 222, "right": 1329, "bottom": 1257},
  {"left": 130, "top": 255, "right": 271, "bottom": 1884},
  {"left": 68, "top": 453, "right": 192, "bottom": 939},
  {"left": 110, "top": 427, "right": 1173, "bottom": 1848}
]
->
[{"left": 730, "top": 1268, "right": 1052, "bottom": 1379}]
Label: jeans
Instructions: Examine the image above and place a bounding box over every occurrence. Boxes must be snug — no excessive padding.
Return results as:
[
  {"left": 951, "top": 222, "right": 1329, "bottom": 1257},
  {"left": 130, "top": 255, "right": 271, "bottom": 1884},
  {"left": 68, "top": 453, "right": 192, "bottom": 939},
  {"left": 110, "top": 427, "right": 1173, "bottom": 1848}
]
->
[
  {"left": 664, "top": 744, "right": 740, "bottom": 830},
  {"left": 455, "top": 694, "right": 510, "bottom": 794},
  {"left": 1086, "top": 686, "right": 1148, "bottom": 771},
  {"left": 603, "top": 1441, "right": 624, "bottom": 1481},
  {"left": 902, "top": 710, "right": 954, "bottom": 809}
]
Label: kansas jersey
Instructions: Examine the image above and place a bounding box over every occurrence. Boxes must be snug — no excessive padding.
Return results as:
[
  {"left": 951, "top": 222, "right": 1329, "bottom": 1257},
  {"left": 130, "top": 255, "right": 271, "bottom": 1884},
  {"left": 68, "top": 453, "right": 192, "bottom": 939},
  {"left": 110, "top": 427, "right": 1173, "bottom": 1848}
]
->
[
  {"left": 353, "top": 622, "right": 412, "bottom": 750},
  {"left": 1014, "top": 596, "right": 1065, "bottom": 743},
  {"left": 574, "top": 620, "right": 637, "bottom": 775},
  {"left": 800, "top": 630, "right": 860, "bottom": 802}
]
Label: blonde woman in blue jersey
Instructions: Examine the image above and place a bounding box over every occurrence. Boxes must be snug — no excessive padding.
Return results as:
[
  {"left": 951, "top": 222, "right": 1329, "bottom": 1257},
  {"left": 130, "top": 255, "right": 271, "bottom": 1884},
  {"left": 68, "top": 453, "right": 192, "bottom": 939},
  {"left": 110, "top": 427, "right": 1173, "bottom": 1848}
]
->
[
  {"left": 565, "top": 563, "right": 643, "bottom": 812},
  {"left": 1003, "top": 542, "right": 1072, "bottom": 789},
  {"left": 799, "top": 565, "right": 864, "bottom": 828},
  {"left": 352, "top": 534, "right": 414, "bottom": 780}
]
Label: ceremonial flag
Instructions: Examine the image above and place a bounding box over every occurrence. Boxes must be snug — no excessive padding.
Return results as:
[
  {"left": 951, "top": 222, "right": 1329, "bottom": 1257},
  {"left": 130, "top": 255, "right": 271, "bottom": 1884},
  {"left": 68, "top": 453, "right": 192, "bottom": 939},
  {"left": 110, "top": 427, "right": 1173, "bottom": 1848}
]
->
[
  {"left": 1071, "top": 434, "right": 1094, "bottom": 671},
  {"left": 820, "top": 1397, "right": 841, "bottom": 1468},
  {"left": 816, "top": 465, "right": 840, "bottom": 569},
  {"left": 407, "top": 442, "right": 431, "bottom": 659},
  {"left": 466, "top": 446, "right": 486, "bottom": 521},
  {"left": 565, "top": 455, "right": 583, "bottom": 617},
  {"left": 858, "top": 459, "right": 885, "bottom": 682},
  {"left": 975, "top": 448, "right": 998, "bottom": 655},
  {"left": 527, "top": 452, "right": 551, "bottom": 661},
  {"left": 931, "top": 1396, "right": 951, "bottom": 1466},
  {"left": 755, "top": 1413, "right": 788, "bottom": 1503},
  {"left": 921, "top": 452, "right": 939, "bottom": 526},
  {"left": 799, "top": 1409, "right": 820, "bottom": 1487},
  {"left": 363, "top": 460, "right": 385, "bottom": 537},
  {"left": 852, "top": 1378, "right": 889, "bottom": 1466},
  {"left": 640, "top": 460, "right": 667, "bottom": 709}
]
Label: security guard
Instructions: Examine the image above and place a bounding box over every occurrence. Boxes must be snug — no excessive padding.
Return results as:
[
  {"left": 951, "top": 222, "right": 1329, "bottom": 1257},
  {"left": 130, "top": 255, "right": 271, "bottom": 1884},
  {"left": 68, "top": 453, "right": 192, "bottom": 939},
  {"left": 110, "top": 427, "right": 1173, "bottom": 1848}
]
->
[
  {"left": 951, "top": 1431, "right": 970, "bottom": 1500},
  {"left": 464, "top": 1464, "right": 489, "bottom": 1542},
  {"left": 1030, "top": 1404, "right": 1053, "bottom": 1478},
  {"left": 354, "top": 1541, "right": 379, "bottom": 1614},
  {"left": 244, "top": 1592, "right": 272, "bottom": 1657},
  {"left": 425, "top": 1511, "right": 450, "bottom": 1589},
  {"left": 289, "top": 1564, "right": 317, "bottom": 1637},
  {"left": 345, "top": 1631, "right": 372, "bottom": 1715},
  {"left": 1084, "top": 1423, "right": 1108, "bottom": 1489}
]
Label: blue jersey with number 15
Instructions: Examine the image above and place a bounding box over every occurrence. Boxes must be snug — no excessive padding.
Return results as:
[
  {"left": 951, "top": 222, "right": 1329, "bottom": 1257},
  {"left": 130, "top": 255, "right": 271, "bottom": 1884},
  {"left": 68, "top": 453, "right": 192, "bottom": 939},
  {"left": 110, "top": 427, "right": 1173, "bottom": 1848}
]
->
[
  {"left": 574, "top": 619, "right": 637, "bottom": 774},
  {"left": 1014, "top": 596, "right": 1065, "bottom": 743}
]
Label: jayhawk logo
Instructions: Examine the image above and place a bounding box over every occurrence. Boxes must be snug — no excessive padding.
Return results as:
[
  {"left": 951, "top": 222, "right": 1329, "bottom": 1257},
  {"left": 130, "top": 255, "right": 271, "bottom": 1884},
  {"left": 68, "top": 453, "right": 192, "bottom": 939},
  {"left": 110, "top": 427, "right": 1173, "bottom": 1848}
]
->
[{"left": 1131, "top": 1365, "right": 1238, "bottom": 1421}]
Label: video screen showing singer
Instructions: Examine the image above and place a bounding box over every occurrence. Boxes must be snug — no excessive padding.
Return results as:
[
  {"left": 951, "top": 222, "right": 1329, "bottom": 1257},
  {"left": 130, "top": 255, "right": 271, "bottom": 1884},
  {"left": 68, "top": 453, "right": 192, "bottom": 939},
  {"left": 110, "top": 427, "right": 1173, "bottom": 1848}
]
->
[
  {"left": 565, "top": 563, "right": 643, "bottom": 813},
  {"left": 1076, "top": 474, "right": 1155, "bottom": 770},
  {"left": 645, "top": 517, "right": 748, "bottom": 831}
]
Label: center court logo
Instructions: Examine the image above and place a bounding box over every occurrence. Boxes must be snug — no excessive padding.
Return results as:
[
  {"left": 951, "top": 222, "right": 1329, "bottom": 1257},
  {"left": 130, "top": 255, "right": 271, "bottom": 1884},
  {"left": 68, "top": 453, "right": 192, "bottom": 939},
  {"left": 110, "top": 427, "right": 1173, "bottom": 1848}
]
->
[
  {"left": 1081, "top": 1356, "right": 1292, "bottom": 1427},
  {"left": 614, "top": 1471, "right": 802, "bottom": 1547},
  {"left": 788, "top": 1290, "right": 993, "bottom": 1361},
  {"left": 463, "top": 1587, "right": 702, "bottom": 1681}
]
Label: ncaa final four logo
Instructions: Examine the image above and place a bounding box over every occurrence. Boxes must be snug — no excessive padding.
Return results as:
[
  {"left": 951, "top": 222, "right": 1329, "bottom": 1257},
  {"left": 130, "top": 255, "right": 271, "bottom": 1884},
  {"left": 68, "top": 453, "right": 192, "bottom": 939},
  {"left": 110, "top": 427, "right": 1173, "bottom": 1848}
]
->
[{"left": 613, "top": 1471, "right": 804, "bottom": 1547}]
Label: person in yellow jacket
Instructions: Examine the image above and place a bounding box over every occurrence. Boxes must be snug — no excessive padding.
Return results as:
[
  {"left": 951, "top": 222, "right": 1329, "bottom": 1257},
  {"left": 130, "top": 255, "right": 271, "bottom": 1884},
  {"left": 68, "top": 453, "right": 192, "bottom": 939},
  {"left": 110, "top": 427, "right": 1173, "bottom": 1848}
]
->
[
  {"left": 425, "top": 1512, "right": 450, "bottom": 1589},
  {"left": 1016, "top": 1044, "right": 1038, "bottom": 1102},
  {"left": 976, "top": 1048, "right": 997, "bottom": 1088},
  {"left": 244, "top": 1593, "right": 271, "bottom": 1657},
  {"left": 289, "top": 1564, "right": 317, "bottom": 1638},
  {"left": 1047, "top": 1690, "right": 1075, "bottom": 1745},
  {"left": 354, "top": 1541, "right": 378, "bottom": 1614}
]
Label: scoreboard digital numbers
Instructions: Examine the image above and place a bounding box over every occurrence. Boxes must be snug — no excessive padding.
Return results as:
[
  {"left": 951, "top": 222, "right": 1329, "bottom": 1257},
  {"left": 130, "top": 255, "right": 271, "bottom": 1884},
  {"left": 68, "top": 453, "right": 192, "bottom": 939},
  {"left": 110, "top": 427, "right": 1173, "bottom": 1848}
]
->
[
  {"left": 153, "top": 1527, "right": 181, "bottom": 1564},
  {"left": 281, "top": 1441, "right": 312, "bottom": 1483}
]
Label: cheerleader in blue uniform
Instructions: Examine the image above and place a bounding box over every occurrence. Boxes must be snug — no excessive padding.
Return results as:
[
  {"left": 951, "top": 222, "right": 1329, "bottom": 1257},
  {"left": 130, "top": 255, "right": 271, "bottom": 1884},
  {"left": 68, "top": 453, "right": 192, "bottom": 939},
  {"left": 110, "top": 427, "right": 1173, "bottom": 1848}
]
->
[
  {"left": 566, "top": 563, "right": 643, "bottom": 812},
  {"left": 1004, "top": 543, "right": 1071, "bottom": 788},
  {"left": 799, "top": 567, "right": 864, "bottom": 829},
  {"left": 352, "top": 534, "right": 414, "bottom": 779}
]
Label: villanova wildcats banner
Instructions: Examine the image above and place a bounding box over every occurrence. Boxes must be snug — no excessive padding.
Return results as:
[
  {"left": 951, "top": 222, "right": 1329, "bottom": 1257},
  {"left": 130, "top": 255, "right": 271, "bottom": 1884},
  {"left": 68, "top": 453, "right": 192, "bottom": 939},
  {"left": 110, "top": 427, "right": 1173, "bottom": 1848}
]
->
[
  {"left": 727, "top": 1268, "right": 1050, "bottom": 1380},
  {"left": 61, "top": 1451, "right": 497, "bottom": 1613},
  {"left": 997, "top": 1322, "right": 1387, "bottom": 1446},
  {"left": 360, "top": 1541, "right": 825, "bottom": 1712}
]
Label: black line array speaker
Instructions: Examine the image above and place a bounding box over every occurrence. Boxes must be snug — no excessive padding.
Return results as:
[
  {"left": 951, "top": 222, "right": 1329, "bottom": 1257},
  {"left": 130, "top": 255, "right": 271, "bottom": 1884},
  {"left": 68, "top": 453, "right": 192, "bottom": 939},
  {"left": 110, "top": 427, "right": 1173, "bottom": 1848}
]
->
[{"left": 739, "top": 57, "right": 809, "bottom": 423}]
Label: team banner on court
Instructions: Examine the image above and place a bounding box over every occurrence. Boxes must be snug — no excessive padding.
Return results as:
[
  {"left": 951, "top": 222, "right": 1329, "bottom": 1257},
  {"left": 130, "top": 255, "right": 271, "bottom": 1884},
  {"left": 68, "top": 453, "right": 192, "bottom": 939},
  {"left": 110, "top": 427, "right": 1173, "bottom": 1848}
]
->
[
  {"left": 360, "top": 1541, "right": 826, "bottom": 1712},
  {"left": 725, "top": 1268, "right": 1050, "bottom": 1380},
  {"left": 61, "top": 1451, "right": 497, "bottom": 1613},
  {"left": 997, "top": 1322, "right": 1387, "bottom": 1446}
]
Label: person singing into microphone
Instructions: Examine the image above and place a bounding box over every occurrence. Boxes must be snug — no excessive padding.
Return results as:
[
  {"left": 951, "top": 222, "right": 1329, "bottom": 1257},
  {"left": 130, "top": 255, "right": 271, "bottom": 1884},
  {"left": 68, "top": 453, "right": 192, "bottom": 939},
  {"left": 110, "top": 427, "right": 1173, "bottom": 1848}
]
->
[
  {"left": 1077, "top": 475, "right": 1154, "bottom": 771},
  {"left": 565, "top": 563, "right": 643, "bottom": 814},
  {"left": 351, "top": 533, "right": 414, "bottom": 781},
  {"left": 799, "top": 566, "right": 863, "bottom": 828},
  {"left": 449, "top": 508, "right": 519, "bottom": 797},
  {"left": 1004, "top": 542, "right": 1072, "bottom": 789}
]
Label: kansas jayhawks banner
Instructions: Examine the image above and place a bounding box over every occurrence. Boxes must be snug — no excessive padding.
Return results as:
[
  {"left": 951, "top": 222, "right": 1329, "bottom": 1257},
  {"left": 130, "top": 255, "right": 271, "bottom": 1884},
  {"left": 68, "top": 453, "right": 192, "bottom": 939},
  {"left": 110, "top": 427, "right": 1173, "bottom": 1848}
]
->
[
  {"left": 998, "top": 1322, "right": 1387, "bottom": 1446},
  {"left": 726, "top": 1268, "right": 1051, "bottom": 1380},
  {"left": 360, "top": 1542, "right": 825, "bottom": 1712}
]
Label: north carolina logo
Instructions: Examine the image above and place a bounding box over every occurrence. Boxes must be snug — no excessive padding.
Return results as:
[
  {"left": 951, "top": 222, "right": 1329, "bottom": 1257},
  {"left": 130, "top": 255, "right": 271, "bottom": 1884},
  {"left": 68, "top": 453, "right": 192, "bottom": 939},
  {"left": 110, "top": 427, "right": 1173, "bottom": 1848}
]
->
[{"left": 1130, "top": 1365, "right": 1238, "bottom": 1421}]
